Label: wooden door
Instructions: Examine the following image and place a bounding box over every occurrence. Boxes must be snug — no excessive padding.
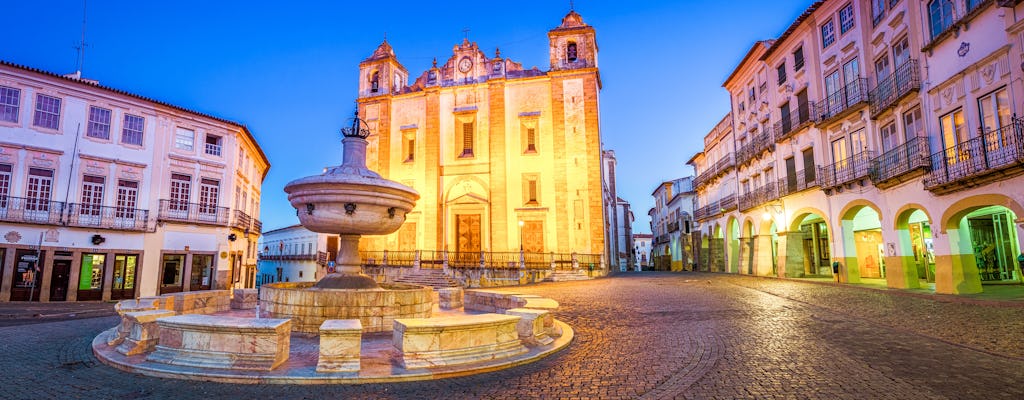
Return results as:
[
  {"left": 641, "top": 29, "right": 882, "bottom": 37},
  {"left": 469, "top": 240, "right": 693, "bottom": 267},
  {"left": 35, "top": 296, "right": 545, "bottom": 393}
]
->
[
  {"left": 523, "top": 221, "right": 544, "bottom": 253},
  {"left": 456, "top": 214, "right": 481, "bottom": 253},
  {"left": 49, "top": 260, "right": 71, "bottom": 301}
]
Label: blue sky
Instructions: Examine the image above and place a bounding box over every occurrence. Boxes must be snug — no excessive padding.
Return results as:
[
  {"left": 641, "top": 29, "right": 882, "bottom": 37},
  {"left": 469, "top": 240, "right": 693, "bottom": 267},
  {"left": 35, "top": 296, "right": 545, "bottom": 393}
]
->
[{"left": 4, "top": 0, "right": 813, "bottom": 234}]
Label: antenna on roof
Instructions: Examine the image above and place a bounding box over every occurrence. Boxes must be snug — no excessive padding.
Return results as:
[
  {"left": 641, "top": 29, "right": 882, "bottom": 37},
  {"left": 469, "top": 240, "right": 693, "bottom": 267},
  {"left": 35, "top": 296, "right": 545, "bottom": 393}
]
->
[{"left": 72, "top": 0, "right": 88, "bottom": 78}]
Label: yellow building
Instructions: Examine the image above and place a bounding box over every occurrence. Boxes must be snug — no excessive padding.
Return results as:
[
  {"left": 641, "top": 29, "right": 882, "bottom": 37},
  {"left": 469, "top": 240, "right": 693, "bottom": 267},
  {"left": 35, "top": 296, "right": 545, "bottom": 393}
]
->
[{"left": 355, "top": 11, "right": 605, "bottom": 263}]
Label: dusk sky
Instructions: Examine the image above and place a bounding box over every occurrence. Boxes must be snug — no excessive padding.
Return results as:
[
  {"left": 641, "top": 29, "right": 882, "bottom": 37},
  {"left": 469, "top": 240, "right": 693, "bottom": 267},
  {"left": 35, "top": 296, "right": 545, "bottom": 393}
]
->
[{"left": 5, "top": 0, "right": 813, "bottom": 234}]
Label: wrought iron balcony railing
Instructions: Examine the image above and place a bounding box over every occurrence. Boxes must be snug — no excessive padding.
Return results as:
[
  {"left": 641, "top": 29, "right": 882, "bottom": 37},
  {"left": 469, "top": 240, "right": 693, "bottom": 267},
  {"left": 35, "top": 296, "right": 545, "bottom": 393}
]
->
[
  {"left": 232, "top": 209, "right": 252, "bottom": 231},
  {"left": 736, "top": 128, "right": 776, "bottom": 166},
  {"left": 65, "top": 203, "right": 150, "bottom": 231},
  {"left": 720, "top": 193, "right": 737, "bottom": 212},
  {"left": 869, "top": 136, "right": 931, "bottom": 186},
  {"left": 924, "top": 118, "right": 1024, "bottom": 192},
  {"left": 0, "top": 197, "right": 65, "bottom": 226},
  {"left": 870, "top": 60, "right": 921, "bottom": 118},
  {"left": 777, "top": 169, "right": 820, "bottom": 197},
  {"left": 820, "top": 151, "right": 876, "bottom": 190},
  {"left": 252, "top": 218, "right": 262, "bottom": 234},
  {"left": 158, "top": 199, "right": 230, "bottom": 226},
  {"left": 774, "top": 103, "right": 814, "bottom": 142},
  {"left": 814, "top": 78, "right": 870, "bottom": 125},
  {"left": 694, "top": 154, "right": 736, "bottom": 189},
  {"left": 738, "top": 182, "right": 779, "bottom": 212}
]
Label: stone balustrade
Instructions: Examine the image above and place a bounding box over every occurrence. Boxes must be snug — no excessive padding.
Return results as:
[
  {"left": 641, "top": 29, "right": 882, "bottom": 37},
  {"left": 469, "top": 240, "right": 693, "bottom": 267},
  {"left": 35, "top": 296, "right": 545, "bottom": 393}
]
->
[
  {"left": 116, "top": 310, "right": 176, "bottom": 355},
  {"left": 393, "top": 314, "right": 527, "bottom": 369},
  {"left": 231, "top": 288, "right": 259, "bottom": 310},
  {"left": 317, "top": 319, "right": 363, "bottom": 373},
  {"left": 504, "top": 308, "right": 553, "bottom": 347},
  {"left": 147, "top": 315, "right": 291, "bottom": 371}
]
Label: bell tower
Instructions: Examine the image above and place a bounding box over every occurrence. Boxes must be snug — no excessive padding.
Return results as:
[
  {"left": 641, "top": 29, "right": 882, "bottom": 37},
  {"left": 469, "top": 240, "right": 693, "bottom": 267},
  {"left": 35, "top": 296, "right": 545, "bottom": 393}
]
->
[
  {"left": 358, "top": 39, "right": 409, "bottom": 98},
  {"left": 548, "top": 10, "right": 598, "bottom": 71}
]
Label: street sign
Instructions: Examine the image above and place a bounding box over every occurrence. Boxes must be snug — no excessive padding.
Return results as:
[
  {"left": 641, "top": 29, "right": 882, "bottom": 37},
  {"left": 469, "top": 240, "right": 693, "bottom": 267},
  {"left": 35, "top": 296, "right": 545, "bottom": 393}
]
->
[{"left": 20, "top": 255, "right": 38, "bottom": 262}]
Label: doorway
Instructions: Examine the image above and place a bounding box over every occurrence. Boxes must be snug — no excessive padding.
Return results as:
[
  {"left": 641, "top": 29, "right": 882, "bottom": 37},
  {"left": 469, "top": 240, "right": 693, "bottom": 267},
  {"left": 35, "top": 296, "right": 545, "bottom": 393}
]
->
[
  {"left": 49, "top": 259, "right": 71, "bottom": 301},
  {"left": 110, "top": 254, "right": 138, "bottom": 300}
]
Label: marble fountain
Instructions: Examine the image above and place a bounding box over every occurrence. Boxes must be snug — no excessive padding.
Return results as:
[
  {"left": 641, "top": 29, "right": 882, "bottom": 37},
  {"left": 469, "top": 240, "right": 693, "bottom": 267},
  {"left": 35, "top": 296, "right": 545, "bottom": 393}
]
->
[{"left": 92, "top": 113, "right": 573, "bottom": 383}]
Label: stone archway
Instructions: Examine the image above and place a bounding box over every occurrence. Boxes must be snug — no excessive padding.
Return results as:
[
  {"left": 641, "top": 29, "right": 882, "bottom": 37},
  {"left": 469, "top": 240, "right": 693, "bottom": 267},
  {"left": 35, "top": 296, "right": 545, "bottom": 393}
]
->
[
  {"left": 838, "top": 200, "right": 885, "bottom": 285},
  {"left": 892, "top": 204, "right": 935, "bottom": 290},
  {"left": 937, "top": 194, "right": 1024, "bottom": 294},
  {"left": 783, "top": 208, "right": 831, "bottom": 278}
]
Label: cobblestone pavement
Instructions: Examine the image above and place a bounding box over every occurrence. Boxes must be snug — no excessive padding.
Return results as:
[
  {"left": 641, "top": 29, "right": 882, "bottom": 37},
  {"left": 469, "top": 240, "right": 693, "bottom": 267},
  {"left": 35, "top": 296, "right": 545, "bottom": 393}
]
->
[
  {"left": 0, "top": 301, "right": 116, "bottom": 327},
  {"left": 2, "top": 272, "right": 1022, "bottom": 399}
]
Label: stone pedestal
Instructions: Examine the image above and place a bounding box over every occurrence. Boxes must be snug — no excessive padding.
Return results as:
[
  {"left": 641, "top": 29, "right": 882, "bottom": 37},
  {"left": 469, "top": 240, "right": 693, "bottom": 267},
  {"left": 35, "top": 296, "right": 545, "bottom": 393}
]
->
[
  {"left": 147, "top": 315, "right": 291, "bottom": 371},
  {"left": 116, "top": 310, "right": 175, "bottom": 355},
  {"left": 317, "top": 319, "right": 362, "bottom": 373},
  {"left": 169, "top": 290, "right": 231, "bottom": 314},
  {"left": 231, "top": 288, "right": 258, "bottom": 310},
  {"left": 504, "top": 308, "right": 553, "bottom": 347},
  {"left": 393, "top": 314, "right": 526, "bottom": 369},
  {"left": 437, "top": 287, "right": 463, "bottom": 309}
]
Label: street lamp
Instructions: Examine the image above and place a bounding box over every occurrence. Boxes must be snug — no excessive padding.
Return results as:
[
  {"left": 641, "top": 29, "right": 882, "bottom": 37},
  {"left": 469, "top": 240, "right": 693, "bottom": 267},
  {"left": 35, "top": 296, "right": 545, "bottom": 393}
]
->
[{"left": 518, "top": 220, "right": 525, "bottom": 252}]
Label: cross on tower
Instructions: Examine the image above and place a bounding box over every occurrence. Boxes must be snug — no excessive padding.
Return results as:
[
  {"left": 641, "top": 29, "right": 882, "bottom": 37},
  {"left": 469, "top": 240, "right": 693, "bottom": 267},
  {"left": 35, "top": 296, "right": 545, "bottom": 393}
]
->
[
  {"left": 462, "top": 27, "right": 470, "bottom": 41},
  {"left": 570, "top": 0, "right": 575, "bottom": 10}
]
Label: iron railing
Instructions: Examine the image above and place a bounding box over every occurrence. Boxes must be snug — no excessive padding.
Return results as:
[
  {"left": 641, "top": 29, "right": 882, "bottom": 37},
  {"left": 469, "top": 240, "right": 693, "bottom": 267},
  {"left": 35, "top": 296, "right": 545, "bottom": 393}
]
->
[
  {"left": 814, "top": 78, "right": 870, "bottom": 124},
  {"left": 157, "top": 200, "right": 230, "bottom": 226},
  {"left": 694, "top": 155, "right": 736, "bottom": 188},
  {"left": 738, "top": 182, "right": 779, "bottom": 212},
  {"left": 869, "top": 136, "right": 931, "bottom": 184},
  {"left": 870, "top": 60, "right": 920, "bottom": 118},
  {"left": 667, "top": 221, "right": 679, "bottom": 232},
  {"left": 820, "top": 151, "right": 876, "bottom": 189},
  {"left": 774, "top": 102, "right": 813, "bottom": 142},
  {"left": 720, "top": 193, "right": 737, "bottom": 212},
  {"left": 924, "top": 118, "right": 1024, "bottom": 190},
  {"left": 252, "top": 219, "right": 262, "bottom": 234},
  {"left": 64, "top": 203, "right": 149, "bottom": 231},
  {"left": 736, "top": 128, "right": 776, "bottom": 166},
  {"left": 232, "top": 210, "right": 252, "bottom": 231},
  {"left": 776, "top": 169, "right": 820, "bottom": 197},
  {"left": 0, "top": 197, "right": 65, "bottom": 225}
]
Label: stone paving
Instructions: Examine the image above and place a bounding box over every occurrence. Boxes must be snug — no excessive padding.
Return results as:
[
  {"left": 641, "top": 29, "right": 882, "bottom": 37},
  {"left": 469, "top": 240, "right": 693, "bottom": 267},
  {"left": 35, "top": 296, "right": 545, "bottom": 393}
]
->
[{"left": 1, "top": 272, "right": 1022, "bottom": 399}]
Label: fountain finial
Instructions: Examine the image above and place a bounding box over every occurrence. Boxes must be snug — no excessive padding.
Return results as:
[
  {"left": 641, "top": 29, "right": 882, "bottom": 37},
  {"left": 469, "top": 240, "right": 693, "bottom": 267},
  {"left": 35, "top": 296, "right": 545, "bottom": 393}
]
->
[{"left": 341, "top": 110, "right": 371, "bottom": 139}]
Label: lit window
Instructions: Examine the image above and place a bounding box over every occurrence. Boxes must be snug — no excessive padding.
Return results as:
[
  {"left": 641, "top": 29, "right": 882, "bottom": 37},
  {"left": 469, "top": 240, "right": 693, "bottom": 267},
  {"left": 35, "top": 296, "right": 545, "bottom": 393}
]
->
[
  {"left": 33, "top": 94, "right": 61, "bottom": 130},
  {"left": 122, "top": 114, "right": 144, "bottom": 145},
  {"left": 0, "top": 86, "right": 20, "bottom": 123},
  {"left": 86, "top": 106, "right": 112, "bottom": 139},
  {"left": 821, "top": 20, "right": 835, "bottom": 48},
  {"left": 175, "top": 128, "right": 194, "bottom": 151}
]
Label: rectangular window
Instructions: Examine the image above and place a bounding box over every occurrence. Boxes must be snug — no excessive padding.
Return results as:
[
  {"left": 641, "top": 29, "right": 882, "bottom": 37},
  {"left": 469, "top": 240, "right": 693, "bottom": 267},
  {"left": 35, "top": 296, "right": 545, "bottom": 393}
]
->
[
  {"left": 0, "top": 164, "right": 11, "bottom": 209},
  {"left": 793, "top": 47, "right": 805, "bottom": 72},
  {"left": 880, "top": 121, "right": 899, "bottom": 152},
  {"left": 116, "top": 180, "right": 139, "bottom": 220},
  {"left": 748, "top": 87, "right": 756, "bottom": 102},
  {"left": 33, "top": 94, "right": 61, "bottom": 130},
  {"left": 0, "top": 86, "right": 20, "bottom": 123},
  {"left": 803, "top": 149, "right": 817, "bottom": 185},
  {"left": 175, "top": 127, "right": 195, "bottom": 151},
  {"left": 121, "top": 114, "right": 144, "bottom": 145},
  {"left": 204, "top": 135, "right": 222, "bottom": 156},
  {"left": 893, "top": 36, "right": 910, "bottom": 67},
  {"left": 839, "top": 3, "right": 856, "bottom": 34},
  {"left": 528, "top": 179, "right": 538, "bottom": 204},
  {"left": 86, "top": 106, "right": 112, "bottom": 139},
  {"left": 929, "top": 0, "right": 955, "bottom": 39},
  {"left": 875, "top": 55, "right": 891, "bottom": 83},
  {"left": 80, "top": 175, "right": 105, "bottom": 219},
  {"left": 978, "top": 87, "right": 1010, "bottom": 133},
  {"left": 777, "top": 63, "right": 787, "bottom": 85},
  {"left": 526, "top": 127, "right": 537, "bottom": 153},
  {"left": 780, "top": 102, "right": 792, "bottom": 134},
  {"left": 796, "top": 90, "right": 810, "bottom": 123},
  {"left": 903, "top": 106, "right": 923, "bottom": 140},
  {"left": 113, "top": 254, "right": 138, "bottom": 292},
  {"left": 170, "top": 173, "right": 191, "bottom": 211},
  {"left": 939, "top": 109, "right": 967, "bottom": 160},
  {"left": 199, "top": 178, "right": 220, "bottom": 215},
  {"left": 872, "top": 0, "right": 886, "bottom": 26},
  {"left": 460, "top": 121, "right": 474, "bottom": 157},
  {"left": 161, "top": 254, "right": 184, "bottom": 289},
  {"left": 406, "top": 137, "right": 415, "bottom": 162},
  {"left": 26, "top": 168, "right": 54, "bottom": 212},
  {"left": 822, "top": 20, "right": 836, "bottom": 48}
]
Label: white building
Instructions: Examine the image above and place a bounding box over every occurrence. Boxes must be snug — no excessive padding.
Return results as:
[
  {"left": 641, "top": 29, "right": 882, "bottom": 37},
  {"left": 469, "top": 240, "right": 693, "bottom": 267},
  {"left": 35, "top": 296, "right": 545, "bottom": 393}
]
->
[
  {"left": 632, "top": 233, "right": 652, "bottom": 270},
  {"left": 649, "top": 177, "right": 696, "bottom": 271},
  {"left": 257, "top": 225, "right": 339, "bottom": 285},
  {"left": 0, "top": 61, "right": 268, "bottom": 302}
]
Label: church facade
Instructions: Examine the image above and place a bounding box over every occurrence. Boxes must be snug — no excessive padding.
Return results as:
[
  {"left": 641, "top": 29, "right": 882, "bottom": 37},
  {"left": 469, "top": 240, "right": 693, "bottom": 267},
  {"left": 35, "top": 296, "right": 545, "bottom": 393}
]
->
[{"left": 355, "top": 11, "right": 605, "bottom": 263}]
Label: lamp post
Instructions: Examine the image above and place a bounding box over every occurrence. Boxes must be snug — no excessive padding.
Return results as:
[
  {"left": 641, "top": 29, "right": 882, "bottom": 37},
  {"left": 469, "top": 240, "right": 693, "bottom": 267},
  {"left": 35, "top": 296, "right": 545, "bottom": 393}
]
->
[{"left": 518, "top": 220, "right": 525, "bottom": 252}]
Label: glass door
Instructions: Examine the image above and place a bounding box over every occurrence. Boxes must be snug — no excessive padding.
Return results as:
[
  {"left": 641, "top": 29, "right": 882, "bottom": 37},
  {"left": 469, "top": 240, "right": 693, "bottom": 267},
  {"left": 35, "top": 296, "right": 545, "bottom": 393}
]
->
[
  {"left": 77, "top": 253, "right": 105, "bottom": 301},
  {"left": 111, "top": 254, "right": 138, "bottom": 300}
]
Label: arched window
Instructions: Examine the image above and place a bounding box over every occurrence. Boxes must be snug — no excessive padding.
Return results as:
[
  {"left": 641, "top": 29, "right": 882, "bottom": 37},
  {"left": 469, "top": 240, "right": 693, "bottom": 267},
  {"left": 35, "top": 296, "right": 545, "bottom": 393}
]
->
[
  {"left": 393, "top": 73, "right": 402, "bottom": 93},
  {"left": 566, "top": 42, "right": 578, "bottom": 62},
  {"left": 370, "top": 71, "right": 380, "bottom": 93}
]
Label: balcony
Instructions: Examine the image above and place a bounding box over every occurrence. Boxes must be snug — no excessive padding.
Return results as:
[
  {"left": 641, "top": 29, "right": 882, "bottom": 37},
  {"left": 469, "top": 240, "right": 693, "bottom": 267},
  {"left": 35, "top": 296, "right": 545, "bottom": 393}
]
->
[
  {"left": 736, "top": 128, "right": 776, "bottom": 166},
  {"left": 204, "top": 142, "right": 222, "bottom": 157},
  {"left": 693, "top": 154, "right": 736, "bottom": 189},
  {"left": 774, "top": 105, "right": 814, "bottom": 142},
  {"left": 667, "top": 221, "right": 679, "bottom": 232},
  {"left": 738, "top": 182, "right": 779, "bottom": 212},
  {"left": 777, "top": 169, "right": 820, "bottom": 197},
  {"left": 924, "top": 119, "right": 1024, "bottom": 193},
  {"left": 814, "top": 78, "right": 870, "bottom": 125},
  {"left": 869, "top": 136, "right": 931, "bottom": 188},
  {"left": 158, "top": 200, "right": 230, "bottom": 226},
  {"left": 232, "top": 209, "right": 252, "bottom": 231},
  {"left": 0, "top": 197, "right": 64, "bottom": 226},
  {"left": 65, "top": 204, "right": 150, "bottom": 231},
  {"left": 870, "top": 60, "right": 921, "bottom": 118},
  {"left": 820, "top": 151, "right": 876, "bottom": 190},
  {"left": 720, "top": 193, "right": 737, "bottom": 212},
  {"left": 252, "top": 218, "right": 262, "bottom": 234}
]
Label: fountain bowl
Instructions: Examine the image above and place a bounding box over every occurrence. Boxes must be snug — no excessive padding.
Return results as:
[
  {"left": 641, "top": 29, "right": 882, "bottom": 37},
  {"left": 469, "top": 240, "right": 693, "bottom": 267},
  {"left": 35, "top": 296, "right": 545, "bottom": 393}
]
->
[{"left": 284, "top": 173, "right": 418, "bottom": 235}]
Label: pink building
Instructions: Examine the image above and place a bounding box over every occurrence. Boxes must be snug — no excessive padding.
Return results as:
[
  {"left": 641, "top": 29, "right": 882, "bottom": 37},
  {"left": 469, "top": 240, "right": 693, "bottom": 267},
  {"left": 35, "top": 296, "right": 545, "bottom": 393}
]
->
[{"left": 0, "top": 61, "right": 268, "bottom": 302}]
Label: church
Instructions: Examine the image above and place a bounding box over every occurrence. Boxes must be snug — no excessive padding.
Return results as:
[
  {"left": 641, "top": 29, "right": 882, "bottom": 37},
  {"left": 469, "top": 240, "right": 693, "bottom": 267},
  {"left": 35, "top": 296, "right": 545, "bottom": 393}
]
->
[{"left": 356, "top": 11, "right": 604, "bottom": 262}]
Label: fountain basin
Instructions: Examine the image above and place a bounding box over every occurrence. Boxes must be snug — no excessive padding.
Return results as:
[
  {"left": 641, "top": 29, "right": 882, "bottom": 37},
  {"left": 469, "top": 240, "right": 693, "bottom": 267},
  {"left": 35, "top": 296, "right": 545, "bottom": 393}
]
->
[
  {"left": 260, "top": 282, "right": 433, "bottom": 333},
  {"left": 285, "top": 173, "right": 418, "bottom": 236}
]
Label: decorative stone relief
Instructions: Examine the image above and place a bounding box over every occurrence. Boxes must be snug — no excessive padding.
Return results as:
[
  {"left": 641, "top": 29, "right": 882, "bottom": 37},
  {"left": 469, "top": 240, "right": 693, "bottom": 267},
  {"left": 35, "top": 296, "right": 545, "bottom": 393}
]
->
[
  {"left": 981, "top": 64, "right": 995, "bottom": 85},
  {"left": 44, "top": 229, "right": 59, "bottom": 242},
  {"left": 84, "top": 160, "right": 106, "bottom": 175},
  {"left": 4, "top": 231, "right": 21, "bottom": 243},
  {"left": 30, "top": 153, "right": 55, "bottom": 168},
  {"left": 941, "top": 87, "right": 954, "bottom": 107}
]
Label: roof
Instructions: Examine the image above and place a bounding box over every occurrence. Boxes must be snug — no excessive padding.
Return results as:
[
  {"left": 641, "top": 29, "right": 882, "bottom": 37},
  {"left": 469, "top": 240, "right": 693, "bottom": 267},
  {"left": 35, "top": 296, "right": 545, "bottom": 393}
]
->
[
  {"left": 259, "top": 224, "right": 305, "bottom": 235},
  {"left": 0, "top": 59, "right": 271, "bottom": 179},
  {"left": 722, "top": 40, "right": 774, "bottom": 88},
  {"left": 760, "top": 1, "right": 825, "bottom": 61}
]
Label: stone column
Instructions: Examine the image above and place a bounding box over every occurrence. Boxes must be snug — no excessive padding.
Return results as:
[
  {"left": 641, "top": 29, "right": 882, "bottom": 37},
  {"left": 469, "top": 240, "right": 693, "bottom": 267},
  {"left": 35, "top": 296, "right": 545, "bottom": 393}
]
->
[
  {"left": 102, "top": 251, "right": 116, "bottom": 301},
  {"left": 753, "top": 235, "right": 775, "bottom": 276},
  {"left": 39, "top": 250, "right": 52, "bottom": 302},
  {"left": 66, "top": 250, "right": 82, "bottom": 302},
  {"left": 934, "top": 226, "right": 982, "bottom": 294},
  {"left": 837, "top": 218, "right": 861, "bottom": 284},
  {"left": 182, "top": 253, "right": 194, "bottom": 292},
  {"left": 886, "top": 226, "right": 920, "bottom": 289},
  {"left": 0, "top": 248, "right": 15, "bottom": 301},
  {"left": 336, "top": 234, "right": 362, "bottom": 275}
]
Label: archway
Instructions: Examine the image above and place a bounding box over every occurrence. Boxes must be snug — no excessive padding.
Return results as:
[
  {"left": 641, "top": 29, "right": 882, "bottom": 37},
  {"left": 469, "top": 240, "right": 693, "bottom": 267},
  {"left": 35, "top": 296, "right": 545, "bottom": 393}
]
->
[
  {"left": 894, "top": 205, "right": 934, "bottom": 290},
  {"left": 699, "top": 232, "right": 710, "bottom": 272},
  {"left": 785, "top": 209, "right": 832, "bottom": 278},
  {"left": 710, "top": 224, "right": 725, "bottom": 272},
  {"left": 940, "top": 195, "right": 1024, "bottom": 294},
  {"left": 838, "top": 201, "right": 884, "bottom": 284},
  {"left": 741, "top": 219, "right": 755, "bottom": 275},
  {"left": 727, "top": 217, "right": 740, "bottom": 274}
]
